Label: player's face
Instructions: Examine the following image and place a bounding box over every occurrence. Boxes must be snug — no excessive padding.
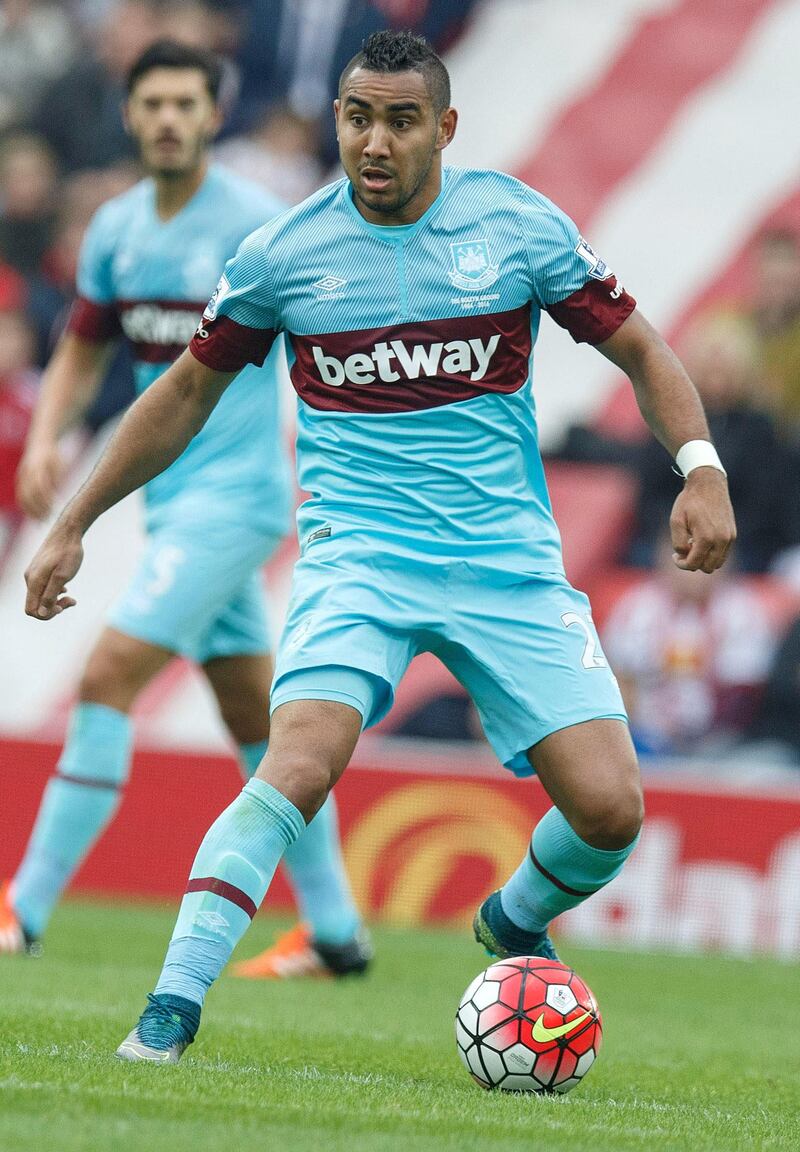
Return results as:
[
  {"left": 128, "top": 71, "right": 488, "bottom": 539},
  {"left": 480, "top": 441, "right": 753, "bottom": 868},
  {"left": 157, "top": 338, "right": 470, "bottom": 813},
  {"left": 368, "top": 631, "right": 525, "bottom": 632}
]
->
[
  {"left": 335, "top": 68, "right": 457, "bottom": 225},
  {"left": 125, "top": 68, "right": 221, "bottom": 178}
]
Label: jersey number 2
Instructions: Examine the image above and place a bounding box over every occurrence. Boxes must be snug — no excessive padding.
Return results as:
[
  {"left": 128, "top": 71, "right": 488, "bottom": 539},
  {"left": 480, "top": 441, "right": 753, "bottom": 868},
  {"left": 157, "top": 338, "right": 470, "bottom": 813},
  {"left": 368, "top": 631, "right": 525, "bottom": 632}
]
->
[{"left": 561, "top": 611, "right": 607, "bottom": 669}]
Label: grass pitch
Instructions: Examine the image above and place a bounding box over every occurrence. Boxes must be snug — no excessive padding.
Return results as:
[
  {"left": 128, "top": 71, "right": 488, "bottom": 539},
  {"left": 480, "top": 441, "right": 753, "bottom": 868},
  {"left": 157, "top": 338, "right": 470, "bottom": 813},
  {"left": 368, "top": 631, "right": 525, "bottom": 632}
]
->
[{"left": 0, "top": 900, "right": 797, "bottom": 1152}]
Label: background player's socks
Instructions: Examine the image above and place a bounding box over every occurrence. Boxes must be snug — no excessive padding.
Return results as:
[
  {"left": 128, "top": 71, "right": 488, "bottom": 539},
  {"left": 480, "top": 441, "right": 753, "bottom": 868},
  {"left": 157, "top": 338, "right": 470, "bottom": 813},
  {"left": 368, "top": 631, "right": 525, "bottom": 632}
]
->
[
  {"left": 500, "top": 806, "right": 640, "bottom": 935},
  {"left": 238, "top": 740, "right": 268, "bottom": 780},
  {"left": 281, "top": 792, "right": 361, "bottom": 945},
  {"left": 11, "top": 703, "right": 132, "bottom": 940},
  {"left": 238, "top": 742, "right": 361, "bottom": 946},
  {"left": 154, "top": 777, "right": 304, "bottom": 1005}
]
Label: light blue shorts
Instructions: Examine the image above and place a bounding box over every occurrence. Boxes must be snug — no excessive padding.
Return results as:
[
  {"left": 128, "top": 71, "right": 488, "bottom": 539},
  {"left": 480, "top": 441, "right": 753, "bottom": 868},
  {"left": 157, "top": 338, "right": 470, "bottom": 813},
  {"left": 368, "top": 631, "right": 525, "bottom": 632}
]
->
[
  {"left": 271, "top": 547, "right": 627, "bottom": 775},
  {"left": 108, "top": 514, "right": 281, "bottom": 665}
]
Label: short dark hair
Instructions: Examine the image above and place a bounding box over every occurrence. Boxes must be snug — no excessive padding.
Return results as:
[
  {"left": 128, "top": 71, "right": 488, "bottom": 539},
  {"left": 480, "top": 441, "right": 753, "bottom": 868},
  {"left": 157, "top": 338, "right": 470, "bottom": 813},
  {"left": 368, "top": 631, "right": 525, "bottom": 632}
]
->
[
  {"left": 126, "top": 39, "right": 223, "bottom": 101},
  {"left": 339, "top": 29, "right": 450, "bottom": 114}
]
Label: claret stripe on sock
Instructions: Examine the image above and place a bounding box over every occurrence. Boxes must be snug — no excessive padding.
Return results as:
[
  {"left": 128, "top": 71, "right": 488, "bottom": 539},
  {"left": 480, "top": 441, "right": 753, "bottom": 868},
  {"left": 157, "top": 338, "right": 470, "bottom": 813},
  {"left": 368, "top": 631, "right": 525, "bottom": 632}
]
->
[
  {"left": 529, "top": 845, "right": 604, "bottom": 898},
  {"left": 185, "top": 877, "right": 257, "bottom": 919},
  {"left": 56, "top": 771, "right": 123, "bottom": 791}
]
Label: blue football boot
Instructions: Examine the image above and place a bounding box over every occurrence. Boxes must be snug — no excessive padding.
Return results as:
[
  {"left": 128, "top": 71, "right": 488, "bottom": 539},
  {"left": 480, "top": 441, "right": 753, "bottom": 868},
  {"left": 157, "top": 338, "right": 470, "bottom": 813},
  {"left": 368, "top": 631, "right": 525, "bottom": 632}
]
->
[
  {"left": 473, "top": 890, "right": 561, "bottom": 962},
  {"left": 115, "top": 993, "right": 200, "bottom": 1063}
]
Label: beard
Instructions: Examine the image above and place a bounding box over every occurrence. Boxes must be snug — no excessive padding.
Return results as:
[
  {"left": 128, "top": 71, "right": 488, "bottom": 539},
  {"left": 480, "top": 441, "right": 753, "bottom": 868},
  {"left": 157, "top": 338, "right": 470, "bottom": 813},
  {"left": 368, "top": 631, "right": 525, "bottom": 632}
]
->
[
  {"left": 354, "top": 147, "right": 437, "bottom": 218},
  {"left": 142, "top": 133, "right": 208, "bottom": 179}
]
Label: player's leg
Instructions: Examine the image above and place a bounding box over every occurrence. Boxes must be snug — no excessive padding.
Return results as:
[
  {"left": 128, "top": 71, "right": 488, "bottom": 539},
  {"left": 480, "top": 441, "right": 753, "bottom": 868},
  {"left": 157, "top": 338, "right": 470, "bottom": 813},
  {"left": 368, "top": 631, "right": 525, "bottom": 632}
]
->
[
  {"left": 3, "top": 628, "right": 172, "bottom": 951},
  {"left": 116, "top": 696, "right": 364, "bottom": 1062},
  {"left": 202, "top": 650, "right": 368, "bottom": 977},
  {"left": 477, "top": 718, "right": 642, "bottom": 959},
  {"left": 4, "top": 515, "right": 271, "bottom": 954},
  {"left": 438, "top": 566, "right": 642, "bottom": 959},
  {"left": 116, "top": 547, "right": 412, "bottom": 1059}
]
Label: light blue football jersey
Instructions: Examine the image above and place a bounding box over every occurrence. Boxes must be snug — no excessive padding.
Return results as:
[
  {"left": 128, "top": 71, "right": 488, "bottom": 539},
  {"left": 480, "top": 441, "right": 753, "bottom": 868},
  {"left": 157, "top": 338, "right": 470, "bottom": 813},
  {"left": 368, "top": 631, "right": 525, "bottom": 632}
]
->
[
  {"left": 190, "top": 167, "right": 635, "bottom": 569},
  {"left": 70, "top": 164, "right": 291, "bottom": 533}
]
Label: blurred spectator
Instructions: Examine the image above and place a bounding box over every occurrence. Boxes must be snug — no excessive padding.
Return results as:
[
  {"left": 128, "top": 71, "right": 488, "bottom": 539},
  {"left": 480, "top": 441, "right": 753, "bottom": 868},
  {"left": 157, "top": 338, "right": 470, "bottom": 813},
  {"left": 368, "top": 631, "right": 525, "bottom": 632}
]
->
[
  {"left": 632, "top": 312, "right": 800, "bottom": 573},
  {"left": 159, "top": 0, "right": 244, "bottom": 130},
  {"left": 160, "top": 0, "right": 241, "bottom": 53},
  {"left": 602, "top": 535, "right": 779, "bottom": 758},
  {"left": 30, "top": 1, "right": 241, "bottom": 174},
  {"left": 7, "top": 162, "right": 135, "bottom": 368},
  {"left": 740, "top": 612, "right": 800, "bottom": 767},
  {"left": 0, "top": 302, "right": 39, "bottom": 566},
  {"left": 0, "top": 131, "right": 59, "bottom": 275},
  {"left": 30, "top": 1, "right": 158, "bottom": 173},
  {"left": 0, "top": 0, "right": 77, "bottom": 130},
  {"left": 215, "top": 103, "right": 323, "bottom": 205},
  {"left": 557, "top": 311, "right": 800, "bottom": 573},
  {"left": 746, "top": 227, "right": 800, "bottom": 425},
  {"left": 236, "top": 1, "right": 480, "bottom": 166},
  {"left": 236, "top": 0, "right": 350, "bottom": 129}
]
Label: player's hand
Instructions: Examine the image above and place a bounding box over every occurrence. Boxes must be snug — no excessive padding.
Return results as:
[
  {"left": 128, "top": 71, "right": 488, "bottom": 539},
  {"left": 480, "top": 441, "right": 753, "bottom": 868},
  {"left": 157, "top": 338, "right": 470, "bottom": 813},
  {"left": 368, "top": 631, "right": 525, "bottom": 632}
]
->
[
  {"left": 669, "top": 467, "right": 736, "bottom": 573},
  {"left": 16, "top": 440, "right": 65, "bottom": 521},
  {"left": 24, "top": 521, "right": 83, "bottom": 620}
]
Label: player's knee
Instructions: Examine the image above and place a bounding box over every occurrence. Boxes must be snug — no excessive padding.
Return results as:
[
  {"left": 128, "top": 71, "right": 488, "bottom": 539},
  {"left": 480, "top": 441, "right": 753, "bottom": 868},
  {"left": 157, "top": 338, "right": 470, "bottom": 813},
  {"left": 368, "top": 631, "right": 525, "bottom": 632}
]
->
[
  {"left": 79, "top": 646, "right": 142, "bottom": 710},
  {"left": 573, "top": 783, "right": 644, "bottom": 851},
  {"left": 256, "top": 751, "right": 332, "bottom": 824}
]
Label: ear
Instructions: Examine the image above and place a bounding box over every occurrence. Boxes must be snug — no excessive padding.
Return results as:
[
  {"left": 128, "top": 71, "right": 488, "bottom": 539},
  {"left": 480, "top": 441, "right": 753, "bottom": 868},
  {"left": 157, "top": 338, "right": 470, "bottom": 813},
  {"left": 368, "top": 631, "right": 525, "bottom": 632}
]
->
[
  {"left": 436, "top": 106, "right": 458, "bottom": 152},
  {"left": 333, "top": 97, "right": 341, "bottom": 141},
  {"left": 121, "top": 99, "right": 131, "bottom": 136},
  {"left": 207, "top": 104, "right": 224, "bottom": 141}
]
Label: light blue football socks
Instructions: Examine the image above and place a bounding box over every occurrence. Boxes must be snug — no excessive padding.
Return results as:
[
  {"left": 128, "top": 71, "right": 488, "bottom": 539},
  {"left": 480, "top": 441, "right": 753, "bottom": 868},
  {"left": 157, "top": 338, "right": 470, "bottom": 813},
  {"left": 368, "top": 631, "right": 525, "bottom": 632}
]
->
[
  {"left": 281, "top": 790, "right": 361, "bottom": 945},
  {"left": 238, "top": 741, "right": 361, "bottom": 946},
  {"left": 238, "top": 739, "right": 268, "bottom": 780},
  {"left": 500, "top": 806, "right": 639, "bottom": 935},
  {"left": 12, "top": 703, "right": 133, "bottom": 940},
  {"left": 154, "top": 777, "right": 305, "bottom": 1005}
]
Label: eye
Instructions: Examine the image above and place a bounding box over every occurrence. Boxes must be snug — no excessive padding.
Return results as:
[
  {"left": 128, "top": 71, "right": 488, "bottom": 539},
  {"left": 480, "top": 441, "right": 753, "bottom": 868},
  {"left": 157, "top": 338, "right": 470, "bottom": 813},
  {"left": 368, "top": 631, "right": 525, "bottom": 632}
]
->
[
  {"left": 349, "top": 114, "right": 367, "bottom": 128},
  {"left": 393, "top": 119, "right": 411, "bottom": 130}
]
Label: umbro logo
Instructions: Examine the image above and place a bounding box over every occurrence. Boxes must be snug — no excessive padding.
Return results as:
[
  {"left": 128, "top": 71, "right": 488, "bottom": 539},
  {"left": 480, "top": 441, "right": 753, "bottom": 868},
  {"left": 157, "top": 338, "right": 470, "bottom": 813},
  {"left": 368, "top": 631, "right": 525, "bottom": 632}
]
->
[
  {"left": 313, "top": 274, "right": 347, "bottom": 295},
  {"left": 192, "top": 910, "right": 230, "bottom": 933}
]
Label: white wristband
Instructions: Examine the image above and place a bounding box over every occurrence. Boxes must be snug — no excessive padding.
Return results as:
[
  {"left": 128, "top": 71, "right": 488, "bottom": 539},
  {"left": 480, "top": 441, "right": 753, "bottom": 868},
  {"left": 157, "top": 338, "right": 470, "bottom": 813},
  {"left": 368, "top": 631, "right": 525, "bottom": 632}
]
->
[{"left": 675, "top": 440, "right": 726, "bottom": 478}]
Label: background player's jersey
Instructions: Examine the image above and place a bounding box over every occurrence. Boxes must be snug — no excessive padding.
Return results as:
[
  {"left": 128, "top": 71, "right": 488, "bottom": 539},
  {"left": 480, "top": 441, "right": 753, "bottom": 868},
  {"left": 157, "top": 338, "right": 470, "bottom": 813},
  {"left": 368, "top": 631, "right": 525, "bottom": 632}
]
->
[
  {"left": 190, "top": 167, "right": 635, "bottom": 571},
  {"left": 69, "top": 165, "right": 291, "bottom": 534}
]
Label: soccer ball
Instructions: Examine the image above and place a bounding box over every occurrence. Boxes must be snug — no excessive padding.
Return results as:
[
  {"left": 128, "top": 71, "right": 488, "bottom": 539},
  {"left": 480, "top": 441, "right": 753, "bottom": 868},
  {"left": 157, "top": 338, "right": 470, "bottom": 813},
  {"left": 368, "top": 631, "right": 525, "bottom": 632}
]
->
[{"left": 455, "top": 957, "right": 602, "bottom": 1093}]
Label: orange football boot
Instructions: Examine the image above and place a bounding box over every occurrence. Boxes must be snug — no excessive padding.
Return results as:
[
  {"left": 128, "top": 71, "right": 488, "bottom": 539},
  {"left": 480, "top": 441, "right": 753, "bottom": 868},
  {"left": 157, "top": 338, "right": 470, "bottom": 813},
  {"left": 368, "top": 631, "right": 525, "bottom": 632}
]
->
[
  {"left": 0, "top": 882, "right": 27, "bottom": 954},
  {"left": 232, "top": 922, "right": 372, "bottom": 980}
]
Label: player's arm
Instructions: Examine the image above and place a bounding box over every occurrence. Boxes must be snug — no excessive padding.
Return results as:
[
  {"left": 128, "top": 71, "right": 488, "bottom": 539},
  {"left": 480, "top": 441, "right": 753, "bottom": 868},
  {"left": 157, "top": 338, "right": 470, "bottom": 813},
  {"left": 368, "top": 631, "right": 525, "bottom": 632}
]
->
[
  {"left": 16, "top": 333, "right": 115, "bottom": 520},
  {"left": 24, "top": 350, "right": 236, "bottom": 620},
  {"left": 597, "top": 310, "right": 736, "bottom": 575},
  {"left": 524, "top": 189, "right": 735, "bottom": 575},
  {"left": 20, "top": 198, "right": 130, "bottom": 520}
]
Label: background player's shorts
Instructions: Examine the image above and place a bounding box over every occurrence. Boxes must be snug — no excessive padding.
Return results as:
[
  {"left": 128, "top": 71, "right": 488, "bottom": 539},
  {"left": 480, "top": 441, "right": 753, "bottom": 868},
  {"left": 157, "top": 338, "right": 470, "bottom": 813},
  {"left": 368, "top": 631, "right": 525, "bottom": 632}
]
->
[
  {"left": 108, "top": 514, "right": 282, "bottom": 664},
  {"left": 271, "top": 545, "right": 627, "bottom": 775}
]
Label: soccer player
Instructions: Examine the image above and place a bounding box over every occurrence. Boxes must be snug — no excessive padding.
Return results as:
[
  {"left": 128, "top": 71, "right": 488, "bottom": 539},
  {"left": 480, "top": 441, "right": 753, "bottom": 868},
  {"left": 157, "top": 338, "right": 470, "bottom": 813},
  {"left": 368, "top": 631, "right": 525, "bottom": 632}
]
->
[
  {"left": 23, "top": 30, "right": 735, "bottom": 1062},
  {"left": 2, "top": 39, "right": 370, "bottom": 980}
]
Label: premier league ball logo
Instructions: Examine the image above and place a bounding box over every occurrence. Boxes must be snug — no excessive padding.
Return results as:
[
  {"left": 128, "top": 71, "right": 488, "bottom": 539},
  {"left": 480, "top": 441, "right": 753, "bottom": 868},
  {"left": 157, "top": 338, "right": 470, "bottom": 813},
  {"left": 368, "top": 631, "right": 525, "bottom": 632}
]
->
[{"left": 448, "top": 238, "right": 499, "bottom": 291}]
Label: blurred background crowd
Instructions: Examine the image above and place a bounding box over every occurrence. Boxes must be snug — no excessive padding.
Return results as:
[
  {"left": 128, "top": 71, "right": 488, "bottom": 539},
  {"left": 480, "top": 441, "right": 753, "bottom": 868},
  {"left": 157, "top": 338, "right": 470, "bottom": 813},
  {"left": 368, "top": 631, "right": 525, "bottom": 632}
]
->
[
  {"left": 0, "top": 0, "right": 480, "bottom": 555},
  {"left": 2, "top": 0, "right": 800, "bottom": 771}
]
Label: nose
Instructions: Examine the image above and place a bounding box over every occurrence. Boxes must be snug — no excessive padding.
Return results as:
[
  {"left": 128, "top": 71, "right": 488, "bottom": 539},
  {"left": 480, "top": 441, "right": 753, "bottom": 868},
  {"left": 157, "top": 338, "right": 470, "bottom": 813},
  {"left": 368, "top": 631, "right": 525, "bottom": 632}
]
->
[
  {"left": 156, "top": 103, "right": 181, "bottom": 132},
  {"left": 363, "top": 124, "right": 391, "bottom": 160}
]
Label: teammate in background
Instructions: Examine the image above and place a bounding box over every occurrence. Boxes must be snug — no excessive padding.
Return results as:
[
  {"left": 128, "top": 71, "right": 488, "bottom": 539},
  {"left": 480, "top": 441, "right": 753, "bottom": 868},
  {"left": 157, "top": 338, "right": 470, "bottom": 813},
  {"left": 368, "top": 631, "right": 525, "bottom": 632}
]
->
[
  {"left": 23, "top": 31, "right": 735, "bottom": 1062},
  {"left": 1, "top": 40, "right": 371, "bottom": 980}
]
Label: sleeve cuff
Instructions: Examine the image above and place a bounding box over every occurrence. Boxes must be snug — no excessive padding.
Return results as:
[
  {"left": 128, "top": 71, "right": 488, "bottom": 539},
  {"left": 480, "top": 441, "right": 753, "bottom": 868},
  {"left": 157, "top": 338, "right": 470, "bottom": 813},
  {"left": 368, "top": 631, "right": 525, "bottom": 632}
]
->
[
  {"left": 189, "top": 315, "right": 278, "bottom": 373},
  {"left": 67, "top": 296, "right": 122, "bottom": 342},
  {"left": 546, "top": 279, "right": 636, "bottom": 344}
]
